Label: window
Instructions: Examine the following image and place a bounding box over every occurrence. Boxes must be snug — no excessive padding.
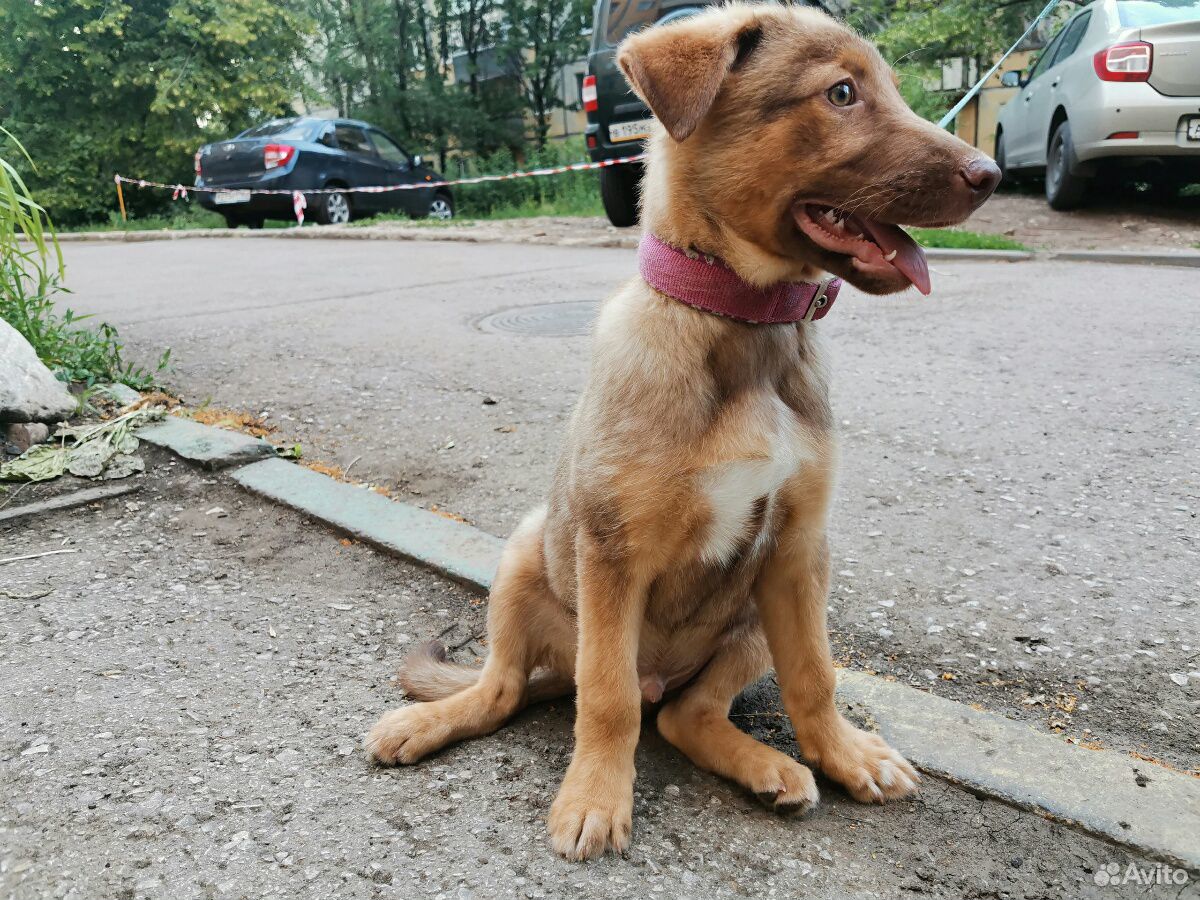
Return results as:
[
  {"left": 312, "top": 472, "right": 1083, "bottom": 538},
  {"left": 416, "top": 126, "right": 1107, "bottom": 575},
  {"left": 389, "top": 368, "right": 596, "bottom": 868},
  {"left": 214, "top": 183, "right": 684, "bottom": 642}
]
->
[
  {"left": 1050, "top": 12, "right": 1092, "bottom": 66},
  {"left": 238, "top": 118, "right": 315, "bottom": 141},
  {"left": 1118, "top": 0, "right": 1200, "bottom": 26},
  {"left": 335, "top": 125, "right": 373, "bottom": 155},
  {"left": 317, "top": 124, "right": 337, "bottom": 148},
  {"left": 1027, "top": 26, "right": 1067, "bottom": 81},
  {"left": 369, "top": 130, "right": 409, "bottom": 166}
]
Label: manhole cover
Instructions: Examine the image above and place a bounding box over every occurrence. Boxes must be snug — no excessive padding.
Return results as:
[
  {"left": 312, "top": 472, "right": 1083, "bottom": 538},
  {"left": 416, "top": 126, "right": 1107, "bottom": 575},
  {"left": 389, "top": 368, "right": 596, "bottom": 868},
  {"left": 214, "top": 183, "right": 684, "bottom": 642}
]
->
[{"left": 475, "top": 300, "right": 600, "bottom": 337}]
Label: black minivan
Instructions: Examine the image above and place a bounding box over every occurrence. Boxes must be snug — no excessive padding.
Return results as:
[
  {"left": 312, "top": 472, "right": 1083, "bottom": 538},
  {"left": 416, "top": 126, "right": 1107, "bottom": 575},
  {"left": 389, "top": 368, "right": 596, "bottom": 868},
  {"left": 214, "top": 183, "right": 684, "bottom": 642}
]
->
[
  {"left": 584, "top": 1, "right": 830, "bottom": 226},
  {"left": 582, "top": 1, "right": 714, "bottom": 226}
]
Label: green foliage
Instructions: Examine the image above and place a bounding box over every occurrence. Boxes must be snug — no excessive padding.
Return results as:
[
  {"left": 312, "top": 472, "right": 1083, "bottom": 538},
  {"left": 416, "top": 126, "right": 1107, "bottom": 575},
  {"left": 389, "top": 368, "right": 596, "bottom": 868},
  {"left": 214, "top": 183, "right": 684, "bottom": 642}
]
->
[
  {"left": 1, "top": 258, "right": 171, "bottom": 388},
  {"left": 448, "top": 140, "right": 601, "bottom": 216},
  {"left": 499, "top": 0, "right": 592, "bottom": 147},
  {"left": 307, "top": 0, "right": 525, "bottom": 164},
  {"left": 0, "top": 130, "right": 169, "bottom": 388},
  {"left": 848, "top": 0, "right": 1062, "bottom": 125},
  {"left": 0, "top": 0, "right": 314, "bottom": 225}
]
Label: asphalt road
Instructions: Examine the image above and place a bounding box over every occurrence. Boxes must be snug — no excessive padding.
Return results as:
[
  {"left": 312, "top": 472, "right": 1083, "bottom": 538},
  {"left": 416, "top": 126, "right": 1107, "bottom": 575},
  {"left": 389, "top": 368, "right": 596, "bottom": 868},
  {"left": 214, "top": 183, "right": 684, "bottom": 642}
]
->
[
  {"left": 60, "top": 237, "right": 1200, "bottom": 772},
  {"left": 0, "top": 457, "right": 1170, "bottom": 899}
]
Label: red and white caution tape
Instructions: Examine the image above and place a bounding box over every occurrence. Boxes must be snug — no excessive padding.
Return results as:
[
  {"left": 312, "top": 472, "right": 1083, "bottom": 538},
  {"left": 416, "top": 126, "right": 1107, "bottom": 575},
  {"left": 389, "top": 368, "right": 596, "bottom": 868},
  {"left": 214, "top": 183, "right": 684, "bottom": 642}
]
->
[
  {"left": 114, "top": 153, "right": 645, "bottom": 199},
  {"left": 292, "top": 190, "right": 307, "bottom": 226}
]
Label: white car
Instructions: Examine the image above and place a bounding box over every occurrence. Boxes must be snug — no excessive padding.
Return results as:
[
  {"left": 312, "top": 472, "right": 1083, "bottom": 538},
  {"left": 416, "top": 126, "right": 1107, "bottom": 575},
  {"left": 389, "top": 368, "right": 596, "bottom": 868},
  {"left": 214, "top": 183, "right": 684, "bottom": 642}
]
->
[{"left": 995, "top": 0, "right": 1199, "bottom": 209}]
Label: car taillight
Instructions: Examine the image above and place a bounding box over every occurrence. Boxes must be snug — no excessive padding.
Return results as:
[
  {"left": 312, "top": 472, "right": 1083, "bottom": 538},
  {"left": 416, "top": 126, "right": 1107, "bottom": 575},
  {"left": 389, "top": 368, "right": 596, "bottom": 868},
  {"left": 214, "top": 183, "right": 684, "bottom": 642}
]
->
[
  {"left": 194, "top": 149, "right": 202, "bottom": 176},
  {"left": 1093, "top": 42, "right": 1152, "bottom": 81},
  {"left": 263, "top": 144, "right": 296, "bottom": 170},
  {"left": 582, "top": 75, "right": 598, "bottom": 113}
]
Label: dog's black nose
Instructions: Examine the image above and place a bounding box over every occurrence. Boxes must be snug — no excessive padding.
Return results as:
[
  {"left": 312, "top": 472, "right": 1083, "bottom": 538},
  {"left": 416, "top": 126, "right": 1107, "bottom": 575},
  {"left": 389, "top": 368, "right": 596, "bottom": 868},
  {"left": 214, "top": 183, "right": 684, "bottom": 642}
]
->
[{"left": 959, "top": 158, "right": 1001, "bottom": 207}]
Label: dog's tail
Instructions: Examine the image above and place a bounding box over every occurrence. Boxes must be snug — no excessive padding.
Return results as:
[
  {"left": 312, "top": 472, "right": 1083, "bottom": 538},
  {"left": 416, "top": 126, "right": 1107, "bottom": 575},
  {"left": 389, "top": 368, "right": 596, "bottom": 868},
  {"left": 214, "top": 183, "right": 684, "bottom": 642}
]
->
[
  {"left": 398, "top": 640, "right": 481, "bottom": 700},
  {"left": 398, "top": 639, "right": 574, "bottom": 704}
]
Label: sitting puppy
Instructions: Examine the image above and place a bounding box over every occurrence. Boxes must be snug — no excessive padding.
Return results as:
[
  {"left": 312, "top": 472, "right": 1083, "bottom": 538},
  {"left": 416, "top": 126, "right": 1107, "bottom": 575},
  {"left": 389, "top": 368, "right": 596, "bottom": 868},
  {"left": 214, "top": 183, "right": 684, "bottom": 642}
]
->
[{"left": 367, "top": 1, "right": 999, "bottom": 861}]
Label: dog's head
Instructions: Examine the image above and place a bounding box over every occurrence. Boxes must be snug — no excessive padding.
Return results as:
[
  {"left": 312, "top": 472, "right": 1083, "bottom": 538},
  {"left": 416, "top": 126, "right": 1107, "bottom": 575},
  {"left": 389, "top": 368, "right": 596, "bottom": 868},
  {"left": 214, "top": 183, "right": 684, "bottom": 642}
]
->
[{"left": 618, "top": 3, "right": 1000, "bottom": 295}]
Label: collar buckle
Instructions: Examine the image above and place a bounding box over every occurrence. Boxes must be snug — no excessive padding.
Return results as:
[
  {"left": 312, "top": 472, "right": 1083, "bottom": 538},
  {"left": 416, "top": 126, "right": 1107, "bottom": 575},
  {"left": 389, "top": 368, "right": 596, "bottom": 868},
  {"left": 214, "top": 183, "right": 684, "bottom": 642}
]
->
[{"left": 803, "top": 278, "right": 834, "bottom": 322}]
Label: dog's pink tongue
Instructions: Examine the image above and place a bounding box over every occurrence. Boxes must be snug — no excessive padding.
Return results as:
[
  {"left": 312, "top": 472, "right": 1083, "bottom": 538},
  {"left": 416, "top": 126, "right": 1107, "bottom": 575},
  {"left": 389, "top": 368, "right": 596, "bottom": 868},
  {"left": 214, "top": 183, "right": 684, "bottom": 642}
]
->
[{"left": 861, "top": 219, "right": 931, "bottom": 296}]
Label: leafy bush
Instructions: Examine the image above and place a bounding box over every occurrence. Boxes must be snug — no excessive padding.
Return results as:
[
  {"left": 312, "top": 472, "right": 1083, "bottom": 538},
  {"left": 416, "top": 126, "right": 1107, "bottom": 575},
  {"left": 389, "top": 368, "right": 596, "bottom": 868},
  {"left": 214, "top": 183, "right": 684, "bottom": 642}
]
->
[{"left": 449, "top": 140, "right": 605, "bottom": 219}]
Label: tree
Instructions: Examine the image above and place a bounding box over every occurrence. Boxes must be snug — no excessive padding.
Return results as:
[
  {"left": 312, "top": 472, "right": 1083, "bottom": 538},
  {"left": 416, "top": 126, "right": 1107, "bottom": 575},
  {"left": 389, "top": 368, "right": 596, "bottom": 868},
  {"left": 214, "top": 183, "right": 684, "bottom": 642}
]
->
[
  {"left": 0, "top": 0, "right": 314, "bottom": 225},
  {"left": 499, "top": 0, "right": 590, "bottom": 147},
  {"left": 846, "top": 0, "right": 1060, "bottom": 122}
]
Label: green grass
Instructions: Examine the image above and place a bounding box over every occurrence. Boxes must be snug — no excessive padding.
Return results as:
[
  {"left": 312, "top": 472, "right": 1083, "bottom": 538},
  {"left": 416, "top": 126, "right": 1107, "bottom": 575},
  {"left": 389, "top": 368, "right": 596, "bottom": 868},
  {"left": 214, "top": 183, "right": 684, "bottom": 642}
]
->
[
  {"left": 907, "top": 227, "right": 1028, "bottom": 251},
  {"left": 62, "top": 206, "right": 298, "bottom": 233},
  {"left": 351, "top": 192, "right": 605, "bottom": 227}
]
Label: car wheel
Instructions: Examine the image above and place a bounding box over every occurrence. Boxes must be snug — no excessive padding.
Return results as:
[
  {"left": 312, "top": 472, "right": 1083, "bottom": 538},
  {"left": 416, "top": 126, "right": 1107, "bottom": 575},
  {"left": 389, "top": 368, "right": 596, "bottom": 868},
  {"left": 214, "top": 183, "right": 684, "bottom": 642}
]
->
[
  {"left": 995, "top": 131, "right": 1010, "bottom": 186},
  {"left": 1045, "top": 121, "right": 1089, "bottom": 211},
  {"left": 428, "top": 193, "right": 454, "bottom": 220},
  {"left": 600, "top": 164, "right": 641, "bottom": 228},
  {"left": 316, "top": 189, "right": 351, "bottom": 225}
]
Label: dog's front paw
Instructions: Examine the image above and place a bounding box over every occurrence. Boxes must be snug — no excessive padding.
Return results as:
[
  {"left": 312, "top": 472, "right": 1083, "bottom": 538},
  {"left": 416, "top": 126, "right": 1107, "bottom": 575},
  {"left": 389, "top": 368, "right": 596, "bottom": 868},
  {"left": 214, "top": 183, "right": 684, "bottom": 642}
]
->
[
  {"left": 749, "top": 756, "right": 821, "bottom": 816},
  {"left": 548, "top": 771, "right": 633, "bottom": 861},
  {"left": 803, "top": 718, "right": 919, "bottom": 804},
  {"left": 365, "top": 704, "right": 451, "bottom": 765}
]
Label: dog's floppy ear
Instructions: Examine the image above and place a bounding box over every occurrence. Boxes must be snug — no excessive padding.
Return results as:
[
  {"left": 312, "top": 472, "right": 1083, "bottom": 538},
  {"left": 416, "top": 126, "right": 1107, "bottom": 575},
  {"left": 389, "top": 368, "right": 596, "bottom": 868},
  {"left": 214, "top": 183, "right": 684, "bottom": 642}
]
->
[{"left": 618, "top": 14, "right": 762, "bottom": 142}]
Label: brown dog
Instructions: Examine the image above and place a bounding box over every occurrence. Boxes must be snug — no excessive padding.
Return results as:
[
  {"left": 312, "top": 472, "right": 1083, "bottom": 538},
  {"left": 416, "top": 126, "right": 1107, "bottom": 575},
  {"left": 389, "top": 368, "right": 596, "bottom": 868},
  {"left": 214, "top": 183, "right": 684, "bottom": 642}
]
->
[{"left": 367, "top": 2, "right": 999, "bottom": 861}]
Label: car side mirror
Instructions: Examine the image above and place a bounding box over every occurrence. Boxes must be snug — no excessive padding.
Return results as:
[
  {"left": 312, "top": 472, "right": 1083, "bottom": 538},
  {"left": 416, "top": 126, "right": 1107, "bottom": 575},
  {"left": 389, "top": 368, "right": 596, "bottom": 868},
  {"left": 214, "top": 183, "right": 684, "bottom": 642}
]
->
[
  {"left": 1000, "top": 70, "right": 1024, "bottom": 88},
  {"left": 411, "top": 155, "right": 423, "bottom": 168}
]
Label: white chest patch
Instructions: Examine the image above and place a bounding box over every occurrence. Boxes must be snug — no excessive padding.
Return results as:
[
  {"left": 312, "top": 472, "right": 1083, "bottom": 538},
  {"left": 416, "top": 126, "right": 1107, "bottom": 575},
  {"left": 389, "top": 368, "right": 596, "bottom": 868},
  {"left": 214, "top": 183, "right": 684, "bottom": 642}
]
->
[{"left": 698, "top": 396, "right": 813, "bottom": 566}]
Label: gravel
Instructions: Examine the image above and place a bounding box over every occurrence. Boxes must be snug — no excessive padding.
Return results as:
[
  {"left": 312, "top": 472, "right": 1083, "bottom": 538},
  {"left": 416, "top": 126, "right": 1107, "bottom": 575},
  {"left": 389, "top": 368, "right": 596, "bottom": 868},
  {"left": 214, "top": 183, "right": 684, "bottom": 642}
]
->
[{"left": 0, "top": 455, "right": 1177, "bottom": 899}]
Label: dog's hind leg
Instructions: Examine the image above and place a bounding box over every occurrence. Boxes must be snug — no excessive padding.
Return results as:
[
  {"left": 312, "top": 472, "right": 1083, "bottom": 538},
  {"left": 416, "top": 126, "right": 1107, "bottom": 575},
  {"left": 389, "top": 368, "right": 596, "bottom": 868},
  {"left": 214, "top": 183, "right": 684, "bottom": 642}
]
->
[
  {"left": 366, "top": 508, "right": 574, "bottom": 765},
  {"left": 656, "top": 625, "right": 820, "bottom": 815}
]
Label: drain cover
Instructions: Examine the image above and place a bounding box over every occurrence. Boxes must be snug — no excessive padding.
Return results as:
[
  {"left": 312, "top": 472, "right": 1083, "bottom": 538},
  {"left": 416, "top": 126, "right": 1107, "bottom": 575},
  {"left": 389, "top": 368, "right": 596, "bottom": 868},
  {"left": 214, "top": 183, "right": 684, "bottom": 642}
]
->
[{"left": 475, "top": 300, "right": 599, "bottom": 337}]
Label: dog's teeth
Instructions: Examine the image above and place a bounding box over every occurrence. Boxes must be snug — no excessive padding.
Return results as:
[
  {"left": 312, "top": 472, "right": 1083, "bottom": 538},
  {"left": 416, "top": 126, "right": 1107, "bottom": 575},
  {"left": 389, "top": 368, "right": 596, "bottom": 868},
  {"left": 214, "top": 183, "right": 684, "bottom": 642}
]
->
[
  {"left": 823, "top": 209, "right": 837, "bottom": 223},
  {"left": 884, "top": 249, "right": 898, "bottom": 261}
]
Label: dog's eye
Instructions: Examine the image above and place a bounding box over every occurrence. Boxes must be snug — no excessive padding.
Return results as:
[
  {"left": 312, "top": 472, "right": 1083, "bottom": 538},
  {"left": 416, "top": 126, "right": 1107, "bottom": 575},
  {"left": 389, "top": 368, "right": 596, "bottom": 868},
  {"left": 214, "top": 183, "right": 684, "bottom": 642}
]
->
[{"left": 826, "top": 81, "right": 856, "bottom": 107}]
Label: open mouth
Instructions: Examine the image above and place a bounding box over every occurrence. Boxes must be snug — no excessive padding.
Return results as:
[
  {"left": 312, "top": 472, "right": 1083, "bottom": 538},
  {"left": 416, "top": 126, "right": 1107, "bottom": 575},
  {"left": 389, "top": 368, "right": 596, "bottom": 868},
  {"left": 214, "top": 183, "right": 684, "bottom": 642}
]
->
[{"left": 793, "top": 203, "right": 931, "bottom": 296}]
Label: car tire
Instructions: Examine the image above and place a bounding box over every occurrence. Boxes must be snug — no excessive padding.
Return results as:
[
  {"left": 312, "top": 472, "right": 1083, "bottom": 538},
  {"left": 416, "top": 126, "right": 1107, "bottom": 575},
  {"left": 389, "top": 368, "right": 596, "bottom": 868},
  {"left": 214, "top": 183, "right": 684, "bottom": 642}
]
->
[
  {"left": 1045, "top": 121, "right": 1089, "bottom": 211},
  {"left": 600, "top": 163, "right": 641, "bottom": 228},
  {"left": 995, "top": 131, "right": 1010, "bottom": 186},
  {"left": 315, "top": 189, "right": 352, "bottom": 225},
  {"left": 427, "top": 192, "right": 454, "bottom": 220}
]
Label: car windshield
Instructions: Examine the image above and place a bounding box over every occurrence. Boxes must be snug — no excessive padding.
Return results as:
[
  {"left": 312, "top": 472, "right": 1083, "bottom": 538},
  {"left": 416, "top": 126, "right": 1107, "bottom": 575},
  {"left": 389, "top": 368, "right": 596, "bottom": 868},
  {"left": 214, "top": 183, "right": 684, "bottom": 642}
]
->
[
  {"left": 1118, "top": 0, "right": 1200, "bottom": 26},
  {"left": 603, "top": 0, "right": 705, "bottom": 45},
  {"left": 237, "top": 119, "right": 315, "bottom": 140}
]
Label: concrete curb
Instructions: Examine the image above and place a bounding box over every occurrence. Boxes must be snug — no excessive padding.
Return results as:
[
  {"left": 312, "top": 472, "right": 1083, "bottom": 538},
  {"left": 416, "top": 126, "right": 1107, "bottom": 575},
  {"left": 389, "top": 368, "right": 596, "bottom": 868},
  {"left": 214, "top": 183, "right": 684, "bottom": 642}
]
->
[
  {"left": 137, "top": 416, "right": 275, "bottom": 470},
  {"left": 838, "top": 670, "right": 1199, "bottom": 870},
  {"left": 48, "top": 226, "right": 1200, "bottom": 268},
  {"left": 1045, "top": 249, "right": 1200, "bottom": 268},
  {"left": 0, "top": 482, "right": 140, "bottom": 525},
  {"left": 137, "top": 412, "right": 1199, "bottom": 868},
  {"left": 232, "top": 458, "right": 505, "bottom": 592}
]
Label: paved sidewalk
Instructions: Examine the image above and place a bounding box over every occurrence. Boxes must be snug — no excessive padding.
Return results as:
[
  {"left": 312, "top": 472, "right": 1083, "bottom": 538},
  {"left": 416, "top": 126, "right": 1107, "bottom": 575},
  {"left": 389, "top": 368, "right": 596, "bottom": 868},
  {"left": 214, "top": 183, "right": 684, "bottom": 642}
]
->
[{"left": 0, "top": 456, "right": 1175, "bottom": 899}]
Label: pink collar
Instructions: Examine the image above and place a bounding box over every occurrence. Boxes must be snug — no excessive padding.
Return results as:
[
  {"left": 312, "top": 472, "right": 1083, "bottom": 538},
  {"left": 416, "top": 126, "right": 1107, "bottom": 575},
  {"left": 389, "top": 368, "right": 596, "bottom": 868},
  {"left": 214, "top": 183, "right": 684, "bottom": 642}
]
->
[{"left": 638, "top": 233, "right": 841, "bottom": 324}]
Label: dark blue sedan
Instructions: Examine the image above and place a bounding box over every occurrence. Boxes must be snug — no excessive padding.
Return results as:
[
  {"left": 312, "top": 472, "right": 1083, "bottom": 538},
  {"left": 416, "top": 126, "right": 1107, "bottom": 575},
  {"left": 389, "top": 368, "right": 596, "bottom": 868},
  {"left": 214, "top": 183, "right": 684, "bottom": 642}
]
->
[{"left": 194, "top": 117, "right": 453, "bottom": 227}]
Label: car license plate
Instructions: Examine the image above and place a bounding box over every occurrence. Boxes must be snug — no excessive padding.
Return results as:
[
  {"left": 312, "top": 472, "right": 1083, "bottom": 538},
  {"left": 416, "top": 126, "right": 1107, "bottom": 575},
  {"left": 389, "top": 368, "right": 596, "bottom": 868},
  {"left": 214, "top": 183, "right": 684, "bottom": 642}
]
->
[
  {"left": 1187, "top": 118, "right": 1200, "bottom": 141},
  {"left": 213, "top": 190, "right": 251, "bottom": 205},
  {"left": 608, "top": 118, "right": 654, "bottom": 143}
]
